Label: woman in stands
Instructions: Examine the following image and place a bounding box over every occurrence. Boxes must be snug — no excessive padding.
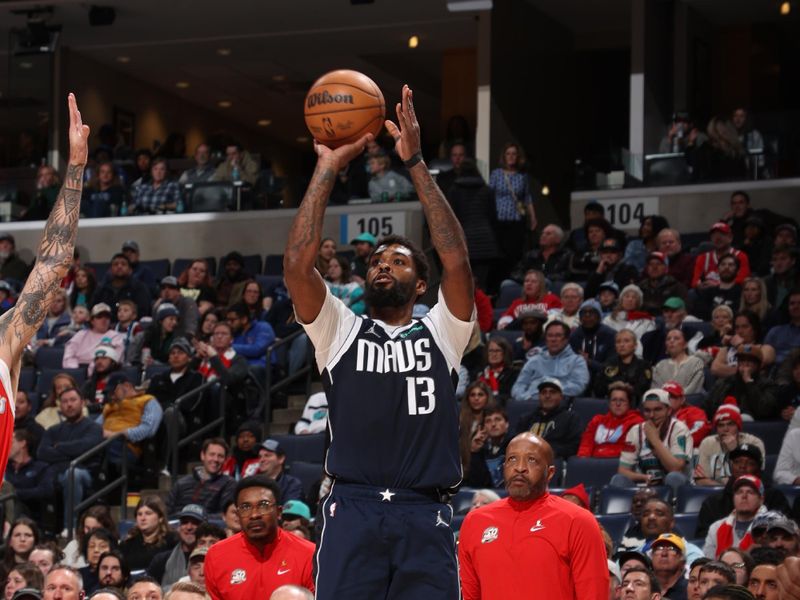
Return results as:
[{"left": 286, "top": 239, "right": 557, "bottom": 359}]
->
[
  {"left": 477, "top": 336, "right": 519, "bottom": 406},
  {"left": 35, "top": 373, "right": 82, "bottom": 430},
  {"left": 578, "top": 382, "right": 644, "bottom": 458},
  {"left": 593, "top": 329, "right": 652, "bottom": 401},
  {"left": 652, "top": 329, "right": 705, "bottom": 394},
  {"left": 177, "top": 259, "right": 216, "bottom": 314},
  {"left": 196, "top": 310, "right": 220, "bottom": 343},
  {"left": 0, "top": 518, "right": 40, "bottom": 583},
  {"left": 719, "top": 547, "right": 754, "bottom": 586},
  {"left": 119, "top": 495, "right": 177, "bottom": 572},
  {"left": 136, "top": 304, "right": 179, "bottom": 366},
  {"left": 696, "top": 305, "right": 734, "bottom": 357},
  {"left": 458, "top": 381, "right": 495, "bottom": 482},
  {"left": 78, "top": 528, "right": 117, "bottom": 594},
  {"left": 324, "top": 255, "right": 365, "bottom": 315},
  {"left": 602, "top": 284, "right": 656, "bottom": 356},
  {"left": 68, "top": 268, "right": 96, "bottom": 309},
  {"left": 82, "top": 161, "right": 128, "bottom": 218},
  {"left": 623, "top": 215, "right": 670, "bottom": 273},
  {"left": 315, "top": 238, "right": 337, "bottom": 278},
  {"left": 710, "top": 310, "right": 775, "bottom": 379},
  {"left": 237, "top": 280, "right": 269, "bottom": 321},
  {"left": 496, "top": 269, "right": 560, "bottom": 330},
  {"left": 3, "top": 562, "right": 43, "bottom": 600},
  {"left": 739, "top": 277, "right": 771, "bottom": 322},
  {"left": 686, "top": 116, "right": 747, "bottom": 182},
  {"left": 63, "top": 505, "right": 118, "bottom": 568}
]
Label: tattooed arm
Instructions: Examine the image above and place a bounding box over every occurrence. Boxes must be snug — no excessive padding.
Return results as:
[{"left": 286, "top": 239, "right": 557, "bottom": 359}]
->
[
  {"left": 0, "top": 94, "right": 88, "bottom": 366},
  {"left": 284, "top": 135, "right": 373, "bottom": 324},
  {"left": 385, "top": 85, "right": 474, "bottom": 321}
]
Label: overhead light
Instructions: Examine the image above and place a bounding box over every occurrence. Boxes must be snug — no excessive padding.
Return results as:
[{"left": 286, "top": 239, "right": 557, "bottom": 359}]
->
[
  {"left": 272, "top": 75, "right": 286, "bottom": 82},
  {"left": 175, "top": 81, "right": 190, "bottom": 89},
  {"left": 116, "top": 56, "right": 130, "bottom": 63},
  {"left": 217, "top": 100, "right": 232, "bottom": 108},
  {"left": 780, "top": 1, "right": 791, "bottom": 15},
  {"left": 446, "top": 0, "right": 492, "bottom": 12},
  {"left": 257, "top": 119, "right": 272, "bottom": 127},
  {"left": 296, "top": 136, "right": 309, "bottom": 143},
  {"left": 541, "top": 185, "right": 550, "bottom": 196},
  {"left": 408, "top": 35, "right": 419, "bottom": 49},
  {"left": 217, "top": 48, "right": 231, "bottom": 56}
]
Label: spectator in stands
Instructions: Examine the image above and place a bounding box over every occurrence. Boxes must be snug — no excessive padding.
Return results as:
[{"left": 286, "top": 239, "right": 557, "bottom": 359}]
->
[
  {"left": 585, "top": 239, "right": 640, "bottom": 299},
  {"left": 568, "top": 219, "right": 609, "bottom": 280},
  {"left": 570, "top": 299, "right": 616, "bottom": 387},
  {"left": 131, "top": 149, "right": 153, "bottom": 185},
  {"left": 618, "top": 567, "right": 660, "bottom": 600},
  {"left": 185, "top": 548, "right": 207, "bottom": 589},
  {"left": 119, "top": 241, "right": 157, "bottom": 296},
  {"left": 5, "top": 430, "right": 52, "bottom": 521},
  {"left": 35, "top": 373, "right": 83, "bottom": 430},
  {"left": 511, "top": 321, "right": 590, "bottom": 401},
  {"left": 179, "top": 144, "right": 215, "bottom": 185},
  {"left": 193, "top": 320, "right": 250, "bottom": 386},
  {"left": 688, "top": 557, "right": 712, "bottom": 599},
  {"left": 148, "top": 337, "right": 203, "bottom": 432},
  {"left": 603, "top": 285, "right": 656, "bottom": 356},
  {"left": 694, "top": 253, "right": 743, "bottom": 320},
  {"left": 778, "top": 351, "right": 800, "bottom": 421},
  {"left": 28, "top": 164, "right": 61, "bottom": 219},
  {"left": 238, "top": 280, "right": 268, "bottom": 322},
  {"left": 656, "top": 228, "right": 695, "bottom": 288},
  {"left": 741, "top": 217, "right": 773, "bottom": 277},
  {"left": 697, "top": 564, "right": 737, "bottom": 600},
  {"left": 664, "top": 381, "right": 711, "bottom": 448},
  {"left": 652, "top": 329, "right": 705, "bottom": 393},
  {"left": 132, "top": 158, "right": 182, "bottom": 214},
  {"left": 597, "top": 281, "right": 619, "bottom": 317},
  {"left": 4, "top": 563, "right": 43, "bottom": 600},
  {"left": 37, "top": 387, "right": 103, "bottom": 529},
  {"left": 507, "top": 224, "right": 571, "bottom": 287},
  {"left": 617, "top": 489, "right": 659, "bottom": 551},
  {"left": 578, "top": 382, "right": 644, "bottom": 458},
  {"left": 747, "top": 546, "right": 785, "bottom": 599},
  {"left": 547, "top": 283, "right": 584, "bottom": 330},
  {"left": 367, "top": 153, "right": 413, "bottom": 203},
  {"left": 435, "top": 142, "right": 467, "bottom": 197},
  {"left": 62, "top": 506, "right": 118, "bottom": 568},
  {"left": 348, "top": 233, "right": 376, "bottom": 284},
  {"left": 34, "top": 288, "right": 73, "bottom": 347},
  {"left": 703, "top": 474, "right": 767, "bottom": 558},
  {"left": 635, "top": 499, "right": 706, "bottom": 563},
  {"left": 135, "top": 303, "right": 180, "bottom": 366},
  {"left": 2, "top": 518, "right": 39, "bottom": 577},
  {"left": 79, "top": 528, "right": 117, "bottom": 593},
  {"left": 119, "top": 496, "right": 177, "bottom": 572},
  {"left": 660, "top": 110, "right": 704, "bottom": 153},
  {"left": 147, "top": 504, "right": 206, "bottom": 589},
  {"left": 325, "top": 256, "right": 365, "bottom": 315},
  {"left": 155, "top": 277, "right": 198, "bottom": 340},
  {"left": 719, "top": 547, "right": 753, "bottom": 587},
  {"left": 167, "top": 438, "right": 236, "bottom": 516},
  {"left": 221, "top": 500, "right": 240, "bottom": 537},
  {"left": 0, "top": 233, "right": 30, "bottom": 284},
  {"left": 497, "top": 269, "right": 561, "bottom": 330},
  {"left": 593, "top": 329, "right": 652, "bottom": 401},
  {"left": 114, "top": 300, "right": 143, "bottom": 363},
  {"left": 732, "top": 109, "right": 764, "bottom": 157},
  {"left": 459, "top": 381, "right": 493, "bottom": 478},
  {"left": 774, "top": 423, "right": 800, "bottom": 485},
  {"left": 692, "top": 223, "right": 751, "bottom": 289},
  {"left": 711, "top": 311, "right": 775, "bottom": 379},
  {"left": 697, "top": 305, "right": 735, "bottom": 358},
  {"left": 695, "top": 404, "right": 766, "bottom": 486},
  {"left": 624, "top": 215, "right": 670, "bottom": 273},
  {"left": 81, "top": 344, "right": 122, "bottom": 410},
  {"left": 740, "top": 277, "right": 772, "bottom": 324},
  {"left": 226, "top": 303, "right": 275, "bottom": 368},
  {"left": 477, "top": 337, "right": 519, "bottom": 405},
  {"left": 63, "top": 303, "right": 124, "bottom": 370},
  {"left": 215, "top": 252, "right": 250, "bottom": 308},
  {"left": 315, "top": 238, "right": 337, "bottom": 278},
  {"left": 256, "top": 439, "right": 304, "bottom": 503},
  {"left": 177, "top": 260, "right": 216, "bottom": 315},
  {"left": 13, "top": 392, "right": 44, "bottom": 453},
  {"left": 764, "top": 290, "right": 800, "bottom": 365},
  {"left": 263, "top": 282, "right": 309, "bottom": 378},
  {"left": 214, "top": 142, "right": 259, "bottom": 185},
  {"left": 514, "top": 378, "right": 582, "bottom": 459},
  {"left": 723, "top": 191, "right": 755, "bottom": 247},
  {"left": 92, "top": 254, "right": 152, "bottom": 320},
  {"left": 220, "top": 421, "right": 261, "bottom": 479},
  {"left": 686, "top": 116, "right": 747, "bottom": 182},
  {"left": 69, "top": 268, "right": 96, "bottom": 310},
  {"left": 764, "top": 246, "right": 799, "bottom": 320},
  {"left": 96, "top": 550, "right": 129, "bottom": 592},
  {"left": 650, "top": 533, "right": 690, "bottom": 599},
  {"left": 29, "top": 542, "right": 61, "bottom": 576},
  {"left": 511, "top": 308, "right": 547, "bottom": 362},
  {"left": 707, "top": 347, "right": 780, "bottom": 420},
  {"left": 465, "top": 406, "right": 511, "bottom": 488},
  {"left": 280, "top": 500, "right": 313, "bottom": 541},
  {"left": 82, "top": 161, "right": 127, "bottom": 219},
  {"left": 99, "top": 372, "right": 163, "bottom": 466},
  {"left": 639, "top": 252, "right": 688, "bottom": 316},
  {"left": 196, "top": 311, "right": 219, "bottom": 343},
  {"left": 612, "top": 388, "right": 693, "bottom": 493}
]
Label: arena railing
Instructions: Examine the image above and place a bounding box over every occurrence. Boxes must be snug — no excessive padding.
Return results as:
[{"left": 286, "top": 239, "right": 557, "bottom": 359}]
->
[
  {"left": 65, "top": 432, "right": 128, "bottom": 539},
  {"left": 261, "top": 330, "right": 314, "bottom": 426},
  {"left": 166, "top": 381, "right": 227, "bottom": 478}
]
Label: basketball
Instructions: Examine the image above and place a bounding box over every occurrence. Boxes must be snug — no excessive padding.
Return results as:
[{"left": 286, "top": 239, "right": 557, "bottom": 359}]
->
[{"left": 304, "top": 69, "right": 385, "bottom": 148}]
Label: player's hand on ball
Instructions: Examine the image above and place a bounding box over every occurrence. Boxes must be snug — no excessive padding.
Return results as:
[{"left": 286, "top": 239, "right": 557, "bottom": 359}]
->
[
  {"left": 385, "top": 85, "right": 422, "bottom": 162},
  {"left": 67, "top": 93, "right": 90, "bottom": 166},
  {"left": 314, "top": 134, "right": 373, "bottom": 171}
]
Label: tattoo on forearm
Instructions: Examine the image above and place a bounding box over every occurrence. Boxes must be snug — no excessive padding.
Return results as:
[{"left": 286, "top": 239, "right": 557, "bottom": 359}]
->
[
  {"left": 286, "top": 166, "right": 335, "bottom": 258},
  {"left": 410, "top": 167, "right": 465, "bottom": 254}
]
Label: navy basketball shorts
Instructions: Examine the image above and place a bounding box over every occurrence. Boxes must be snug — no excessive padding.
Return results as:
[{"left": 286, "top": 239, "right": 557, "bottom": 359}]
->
[{"left": 313, "top": 481, "right": 459, "bottom": 600}]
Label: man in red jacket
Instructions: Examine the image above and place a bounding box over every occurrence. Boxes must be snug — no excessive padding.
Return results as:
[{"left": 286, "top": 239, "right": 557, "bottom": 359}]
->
[
  {"left": 663, "top": 381, "right": 710, "bottom": 448},
  {"left": 459, "top": 433, "right": 608, "bottom": 599}
]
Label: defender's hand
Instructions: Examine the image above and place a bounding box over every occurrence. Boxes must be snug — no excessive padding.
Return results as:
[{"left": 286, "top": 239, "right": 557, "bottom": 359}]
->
[
  {"left": 68, "top": 93, "right": 90, "bottom": 167},
  {"left": 385, "top": 85, "right": 421, "bottom": 162}
]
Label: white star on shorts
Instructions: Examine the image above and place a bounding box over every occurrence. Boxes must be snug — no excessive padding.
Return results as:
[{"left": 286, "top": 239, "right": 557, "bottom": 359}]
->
[{"left": 380, "top": 489, "right": 395, "bottom": 502}]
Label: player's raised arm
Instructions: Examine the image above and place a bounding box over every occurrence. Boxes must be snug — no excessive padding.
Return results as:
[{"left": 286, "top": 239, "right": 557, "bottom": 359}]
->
[
  {"left": 0, "top": 93, "right": 87, "bottom": 364},
  {"left": 283, "top": 135, "right": 372, "bottom": 324},
  {"left": 385, "top": 85, "right": 473, "bottom": 321}
]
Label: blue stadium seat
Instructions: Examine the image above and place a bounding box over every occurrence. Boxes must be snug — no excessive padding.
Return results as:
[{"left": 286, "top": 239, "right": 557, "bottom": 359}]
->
[
  {"left": 35, "top": 368, "right": 87, "bottom": 406},
  {"left": 265, "top": 254, "right": 284, "bottom": 275},
  {"left": 743, "top": 421, "right": 788, "bottom": 455},
  {"left": 121, "top": 366, "right": 142, "bottom": 385},
  {"left": 773, "top": 485, "right": 800, "bottom": 508},
  {"left": 140, "top": 259, "right": 170, "bottom": 281},
  {"left": 453, "top": 488, "right": 477, "bottom": 515},
  {"left": 486, "top": 329, "right": 521, "bottom": 348},
  {"left": 764, "top": 454, "right": 778, "bottom": 486},
  {"left": 288, "top": 460, "right": 325, "bottom": 502},
  {"left": 598, "top": 486, "right": 671, "bottom": 515},
  {"left": 564, "top": 457, "right": 619, "bottom": 488},
  {"left": 552, "top": 457, "right": 564, "bottom": 487},
  {"left": 685, "top": 393, "right": 705, "bottom": 408},
  {"left": 85, "top": 261, "right": 110, "bottom": 283},
  {"left": 496, "top": 283, "right": 521, "bottom": 310},
  {"left": 145, "top": 365, "right": 170, "bottom": 380},
  {"left": 255, "top": 275, "right": 283, "bottom": 297},
  {"left": 673, "top": 513, "right": 699, "bottom": 539},
  {"left": 271, "top": 433, "right": 326, "bottom": 463},
  {"left": 19, "top": 367, "right": 35, "bottom": 392},
  {"left": 35, "top": 346, "right": 65, "bottom": 369},
  {"left": 571, "top": 397, "right": 608, "bottom": 430},
  {"left": 507, "top": 401, "right": 537, "bottom": 430},
  {"left": 675, "top": 485, "right": 724, "bottom": 514},
  {"left": 596, "top": 514, "right": 631, "bottom": 546}
]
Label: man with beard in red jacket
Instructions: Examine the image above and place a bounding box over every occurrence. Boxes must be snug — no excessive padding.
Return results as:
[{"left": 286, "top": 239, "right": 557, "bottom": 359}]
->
[
  {"left": 577, "top": 382, "right": 644, "bottom": 458},
  {"left": 663, "top": 381, "right": 710, "bottom": 448}
]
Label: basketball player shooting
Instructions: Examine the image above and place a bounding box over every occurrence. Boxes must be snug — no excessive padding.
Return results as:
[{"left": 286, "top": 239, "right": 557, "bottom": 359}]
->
[
  {"left": 284, "top": 84, "right": 475, "bottom": 600},
  {"left": 0, "top": 94, "right": 87, "bottom": 473}
]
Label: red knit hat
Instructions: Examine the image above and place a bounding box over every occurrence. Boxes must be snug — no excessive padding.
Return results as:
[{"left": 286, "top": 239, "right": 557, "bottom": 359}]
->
[
  {"left": 560, "top": 483, "right": 590, "bottom": 510},
  {"left": 713, "top": 398, "right": 742, "bottom": 430}
]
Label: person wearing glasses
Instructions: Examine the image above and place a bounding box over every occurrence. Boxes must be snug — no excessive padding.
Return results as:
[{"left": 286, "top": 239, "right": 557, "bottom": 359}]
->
[
  {"left": 204, "top": 475, "right": 315, "bottom": 600},
  {"left": 649, "top": 533, "right": 688, "bottom": 600}
]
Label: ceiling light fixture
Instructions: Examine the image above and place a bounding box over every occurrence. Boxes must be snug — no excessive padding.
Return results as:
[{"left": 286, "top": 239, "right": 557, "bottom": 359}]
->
[
  {"left": 116, "top": 56, "right": 130, "bottom": 63},
  {"left": 408, "top": 35, "right": 419, "bottom": 49},
  {"left": 446, "top": 0, "right": 492, "bottom": 12},
  {"left": 257, "top": 119, "right": 272, "bottom": 126},
  {"left": 218, "top": 100, "right": 232, "bottom": 108},
  {"left": 780, "top": 1, "right": 791, "bottom": 15},
  {"left": 175, "top": 81, "right": 190, "bottom": 89},
  {"left": 541, "top": 185, "right": 550, "bottom": 196},
  {"left": 217, "top": 48, "right": 231, "bottom": 56}
]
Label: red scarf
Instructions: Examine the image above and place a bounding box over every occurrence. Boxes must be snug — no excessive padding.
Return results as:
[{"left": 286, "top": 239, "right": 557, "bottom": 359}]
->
[
  {"left": 626, "top": 310, "right": 654, "bottom": 321},
  {"left": 198, "top": 348, "right": 236, "bottom": 381},
  {"left": 479, "top": 367, "right": 502, "bottom": 393}
]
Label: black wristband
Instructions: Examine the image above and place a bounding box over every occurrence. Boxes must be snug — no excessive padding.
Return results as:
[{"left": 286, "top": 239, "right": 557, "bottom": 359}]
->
[{"left": 404, "top": 152, "right": 424, "bottom": 169}]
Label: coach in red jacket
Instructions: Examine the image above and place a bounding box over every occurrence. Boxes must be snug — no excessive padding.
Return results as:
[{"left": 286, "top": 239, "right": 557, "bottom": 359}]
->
[
  {"left": 577, "top": 381, "right": 644, "bottom": 458},
  {"left": 459, "top": 433, "right": 608, "bottom": 599}
]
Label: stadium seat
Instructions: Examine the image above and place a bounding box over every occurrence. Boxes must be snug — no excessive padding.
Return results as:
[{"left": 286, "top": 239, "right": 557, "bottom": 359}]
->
[
  {"left": 564, "top": 457, "right": 619, "bottom": 488},
  {"left": 288, "top": 460, "right": 325, "bottom": 502},
  {"left": 507, "top": 401, "right": 537, "bottom": 430},
  {"left": 453, "top": 488, "right": 477, "bottom": 515},
  {"left": 85, "top": 261, "right": 110, "bottom": 283},
  {"left": 140, "top": 259, "right": 170, "bottom": 281},
  {"left": 685, "top": 393, "right": 705, "bottom": 408},
  {"left": 596, "top": 514, "right": 631, "bottom": 546},
  {"left": 486, "top": 329, "right": 521, "bottom": 348},
  {"left": 35, "top": 346, "right": 65, "bottom": 369},
  {"left": 271, "top": 433, "right": 326, "bottom": 463},
  {"left": 255, "top": 275, "right": 283, "bottom": 297},
  {"left": 764, "top": 454, "right": 778, "bottom": 486},
  {"left": 570, "top": 397, "right": 607, "bottom": 430},
  {"left": 552, "top": 457, "right": 564, "bottom": 487},
  {"left": 674, "top": 513, "right": 699, "bottom": 539},
  {"left": 264, "top": 254, "right": 284, "bottom": 275},
  {"left": 742, "top": 421, "right": 788, "bottom": 455},
  {"left": 773, "top": 485, "right": 800, "bottom": 508},
  {"left": 19, "top": 367, "right": 35, "bottom": 392},
  {"left": 145, "top": 365, "right": 170, "bottom": 380},
  {"left": 598, "top": 486, "right": 670, "bottom": 515},
  {"left": 496, "top": 283, "right": 521, "bottom": 310},
  {"left": 35, "top": 368, "right": 86, "bottom": 402},
  {"left": 675, "top": 485, "right": 724, "bottom": 514}
]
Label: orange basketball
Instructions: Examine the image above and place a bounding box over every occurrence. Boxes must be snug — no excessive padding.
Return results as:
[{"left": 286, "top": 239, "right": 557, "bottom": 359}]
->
[{"left": 304, "top": 69, "right": 385, "bottom": 148}]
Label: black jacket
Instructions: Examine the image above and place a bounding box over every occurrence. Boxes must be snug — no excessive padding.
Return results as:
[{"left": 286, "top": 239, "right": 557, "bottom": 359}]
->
[
  {"left": 593, "top": 356, "right": 652, "bottom": 402},
  {"left": 4, "top": 458, "right": 53, "bottom": 504},
  {"left": 465, "top": 430, "right": 513, "bottom": 488},
  {"left": 705, "top": 374, "right": 780, "bottom": 420},
  {"left": 91, "top": 278, "right": 153, "bottom": 318},
  {"left": 570, "top": 325, "right": 617, "bottom": 380},
  {"left": 37, "top": 417, "right": 104, "bottom": 472},
  {"left": 510, "top": 248, "right": 572, "bottom": 284},
  {"left": 448, "top": 175, "right": 501, "bottom": 261},
  {"left": 148, "top": 369, "right": 204, "bottom": 413},
  {"left": 515, "top": 404, "right": 582, "bottom": 459},
  {"left": 639, "top": 276, "right": 688, "bottom": 316},
  {"left": 13, "top": 414, "right": 44, "bottom": 454},
  {"left": 585, "top": 263, "right": 640, "bottom": 299},
  {"left": 696, "top": 482, "right": 789, "bottom": 538},
  {"left": 166, "top": 467, "right": 236, "bottom": 516}
]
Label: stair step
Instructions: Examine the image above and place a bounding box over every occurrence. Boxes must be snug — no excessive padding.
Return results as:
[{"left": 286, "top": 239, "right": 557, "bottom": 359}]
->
[
  {"left": 158, "top": 474, "right": 173, "bottom": 492},
  {"left": 310, "top": 381, "right": 324, "bottom": 393},
  {"left": 268, "top": 423, "right": 291, "bottom": 434},
  {"left": 272, "top": 408, "right": 303, "bottom": 424},
  {"left": 288, "top": 396, "right": 307, "bottom": 409}
]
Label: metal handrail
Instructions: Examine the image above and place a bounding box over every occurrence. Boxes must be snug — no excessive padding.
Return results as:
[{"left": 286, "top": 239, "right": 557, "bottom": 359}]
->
[
  {"left": 66, "top": 432, "right": 128, "bottom": 540},
  {"left": 262, "top": 329, "right": 313, "bottom": 424},
  {"left": 168, "top": 381, "right": 227, "bottom": 477}
]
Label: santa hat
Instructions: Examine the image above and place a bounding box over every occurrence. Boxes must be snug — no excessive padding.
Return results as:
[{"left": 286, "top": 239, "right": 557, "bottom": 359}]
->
[
  {"left": 713, "top": 397, "right": 742, "bottom": 430},
  {"left": 560, "top": 483, "right": 590, "bottom": 510}
]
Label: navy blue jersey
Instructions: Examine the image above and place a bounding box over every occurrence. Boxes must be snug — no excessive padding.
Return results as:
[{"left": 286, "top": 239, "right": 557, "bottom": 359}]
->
[{"left": 300, "top": 288, "right": 474, "bottom": 490}]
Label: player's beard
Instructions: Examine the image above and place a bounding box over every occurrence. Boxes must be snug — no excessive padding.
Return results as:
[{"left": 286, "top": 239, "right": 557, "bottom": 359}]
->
[{"left": 365, "top": 278, "right": 417, "bottom": 309}]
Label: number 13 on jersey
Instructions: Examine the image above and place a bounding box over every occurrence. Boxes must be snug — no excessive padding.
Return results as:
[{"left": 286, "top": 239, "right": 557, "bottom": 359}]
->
[{"left": 407, "top": 376, "right": 436, "bottom": 415}]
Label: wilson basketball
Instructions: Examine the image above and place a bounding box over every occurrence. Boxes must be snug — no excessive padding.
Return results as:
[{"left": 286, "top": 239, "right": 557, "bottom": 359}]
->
[{"left": 304, "top": 69, "right": 385, "bottom": 148}]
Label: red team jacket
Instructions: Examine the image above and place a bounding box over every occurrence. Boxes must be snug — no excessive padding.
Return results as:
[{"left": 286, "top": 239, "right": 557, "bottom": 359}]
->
[
  {"left": 458, "top": 493, "right": 609, "bottom": 600},
  {"left": 577, "top": 410, "right": 645, "bottom": 458},
  {"left": 674, "top": 405, "right": 712, "bottom": 448},
  {"left": 204, "top": 529, "right": 315, "bottom": 600}
]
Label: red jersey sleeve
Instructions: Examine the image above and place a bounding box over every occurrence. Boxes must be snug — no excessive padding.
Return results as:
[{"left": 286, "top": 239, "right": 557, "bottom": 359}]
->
[{"left": 568, "top": 510, "right": 610, "bottom": 599}]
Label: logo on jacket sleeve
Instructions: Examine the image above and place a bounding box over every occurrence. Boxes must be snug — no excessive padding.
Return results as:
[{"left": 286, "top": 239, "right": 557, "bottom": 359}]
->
[
  {"left": 481, "top": 526, "right": 499, "bottom": 544},
  {"left": 230, "top": 569, "right": 247, "bottom": 585}
]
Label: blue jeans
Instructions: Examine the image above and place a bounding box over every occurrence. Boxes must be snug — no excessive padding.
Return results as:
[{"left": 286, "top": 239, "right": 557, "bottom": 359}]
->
[
  {"left": 288, "top": 333, "right": 310, "bottom": 375},
  {"left": 58, "top": 468, "right": 92, "bottom": 529},
  {"left": 106, "top": 437, "right": 138, "bottom": 466}
]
